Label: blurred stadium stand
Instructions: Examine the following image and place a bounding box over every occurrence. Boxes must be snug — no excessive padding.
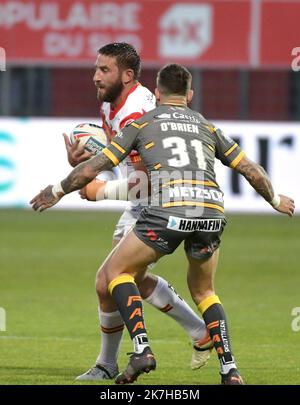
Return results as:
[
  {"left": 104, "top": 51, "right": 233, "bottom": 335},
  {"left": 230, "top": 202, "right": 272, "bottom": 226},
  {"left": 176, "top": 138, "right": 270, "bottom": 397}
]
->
[
  {"left": 0, "top": 0, "right": 300, "bottom": 120},
  {"left": 1, "top": 67, "right": 300, "bottom": 121}
]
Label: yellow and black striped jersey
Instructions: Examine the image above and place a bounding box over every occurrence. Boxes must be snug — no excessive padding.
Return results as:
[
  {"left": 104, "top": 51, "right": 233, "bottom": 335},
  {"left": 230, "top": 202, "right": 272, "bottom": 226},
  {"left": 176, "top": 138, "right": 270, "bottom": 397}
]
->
[{"left": 102, "top": 104, "right": 245, "bottom": 217}]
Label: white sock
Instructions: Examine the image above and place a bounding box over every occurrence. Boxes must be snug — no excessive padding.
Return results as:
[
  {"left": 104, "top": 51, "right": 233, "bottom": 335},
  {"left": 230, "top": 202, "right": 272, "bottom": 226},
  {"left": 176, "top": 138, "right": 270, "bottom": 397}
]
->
[
  {"left": 220, "top": 358, "right": 237, "bottom": 374},
  {"left": 133, "top": 333, "right": 149, "bottom": 354},
  {"left": 96, "top": 308, "right": 124, "bottom": 370},
  {"left": 144, "top": 276, "right": 207, "bottom": 342}
]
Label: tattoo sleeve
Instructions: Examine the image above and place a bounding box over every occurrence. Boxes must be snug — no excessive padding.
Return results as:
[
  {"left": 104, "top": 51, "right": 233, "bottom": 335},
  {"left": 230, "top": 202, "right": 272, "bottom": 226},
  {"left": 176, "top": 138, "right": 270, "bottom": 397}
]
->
[
  {"left": 61, "top": 153, "right": 113, "bottom": 194},
  {"left": 235, "top": 156, "right": 274, "bottom": 202}
]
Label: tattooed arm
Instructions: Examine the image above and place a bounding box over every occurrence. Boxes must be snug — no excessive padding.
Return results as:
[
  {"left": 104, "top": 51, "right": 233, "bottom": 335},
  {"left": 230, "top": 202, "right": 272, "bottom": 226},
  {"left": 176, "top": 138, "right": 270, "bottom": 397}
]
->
[
  {"left": 61, "top": 153, "right": 113, "bottom": 194},
  {"left": 235, "top": 156, "right": 274, "bottom": 202},
  {"left": 235, "top": 155, "right": 295, "bottom": 217},
  {"left": 30, "top": 153, "right": 113, "bottom": 212}
]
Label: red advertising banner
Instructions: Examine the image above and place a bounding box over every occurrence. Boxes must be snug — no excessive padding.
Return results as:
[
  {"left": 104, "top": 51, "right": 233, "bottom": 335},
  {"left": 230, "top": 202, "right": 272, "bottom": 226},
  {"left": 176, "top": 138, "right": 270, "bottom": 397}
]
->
[
  {"left": 260, "top": 1, "right": 300, "bottom": 67},
  {"left": 0, "top": 0, "right": 298, "bottom": 67}
]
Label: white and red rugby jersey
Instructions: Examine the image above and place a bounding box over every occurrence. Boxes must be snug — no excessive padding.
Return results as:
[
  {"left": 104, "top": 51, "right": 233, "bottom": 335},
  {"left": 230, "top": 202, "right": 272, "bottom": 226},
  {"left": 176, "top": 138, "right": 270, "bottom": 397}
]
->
[{"left": 99, "top": 83, "right": 155, "bottom": 177}]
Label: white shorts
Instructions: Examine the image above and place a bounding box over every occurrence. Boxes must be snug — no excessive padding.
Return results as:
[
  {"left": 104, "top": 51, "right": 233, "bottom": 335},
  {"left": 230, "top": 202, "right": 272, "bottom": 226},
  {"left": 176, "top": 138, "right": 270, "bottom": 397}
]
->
[
  {"left": 113, "top": 204, "right": 156, "bottom": 270},
  {"left": 113, "top": 204, "right": 142, "bottom": 241}
]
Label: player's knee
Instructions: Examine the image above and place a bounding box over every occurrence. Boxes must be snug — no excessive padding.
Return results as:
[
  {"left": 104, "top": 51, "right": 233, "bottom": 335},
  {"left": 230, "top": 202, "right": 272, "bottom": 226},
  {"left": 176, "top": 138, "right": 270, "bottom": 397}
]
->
[
  {"left": 191, "top": 288, "right": 215, "bottom": 305},
  {"left": 95, "top": 267, "right": 110, "bottom": 300}
]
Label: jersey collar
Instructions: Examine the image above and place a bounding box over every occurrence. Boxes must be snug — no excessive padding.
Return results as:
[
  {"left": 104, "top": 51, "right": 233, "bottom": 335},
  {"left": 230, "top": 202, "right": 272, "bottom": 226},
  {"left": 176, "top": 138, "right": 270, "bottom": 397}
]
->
[
  {"left": 161, "top": 101, "right": 187, "bottom": 107},
  {"left": 109, "top": 82, "right": 140, "bottom": 120}
]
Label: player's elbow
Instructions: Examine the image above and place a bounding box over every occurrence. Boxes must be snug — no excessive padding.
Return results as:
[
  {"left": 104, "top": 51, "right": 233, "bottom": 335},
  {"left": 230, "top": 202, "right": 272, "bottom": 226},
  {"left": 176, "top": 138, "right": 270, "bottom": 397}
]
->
[
  {"left": 248, "top": 164, "right": 264, "bottom": 183},
  {"left": 236, "top": 157, "right": 265, "bottom": 183},
  {"left": 250, "top": 164, "right": 268, "bottom": 184}
]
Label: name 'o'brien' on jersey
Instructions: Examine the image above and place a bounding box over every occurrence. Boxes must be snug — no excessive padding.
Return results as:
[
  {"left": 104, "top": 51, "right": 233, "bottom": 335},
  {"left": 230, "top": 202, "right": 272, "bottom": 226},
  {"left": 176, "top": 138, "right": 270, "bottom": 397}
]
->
[{"left": 102, "top": 104, "right": 245, "bottom": 218}]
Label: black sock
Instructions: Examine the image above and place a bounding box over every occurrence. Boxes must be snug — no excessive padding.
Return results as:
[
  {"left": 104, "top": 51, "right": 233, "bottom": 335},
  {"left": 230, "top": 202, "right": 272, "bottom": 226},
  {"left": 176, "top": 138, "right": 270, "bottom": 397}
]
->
[
  {"left": 109, "top": 275, "right": 149, "bottom": 353},
  {"left": 198, "top": 295, "right": 235, "bottom": 371}
]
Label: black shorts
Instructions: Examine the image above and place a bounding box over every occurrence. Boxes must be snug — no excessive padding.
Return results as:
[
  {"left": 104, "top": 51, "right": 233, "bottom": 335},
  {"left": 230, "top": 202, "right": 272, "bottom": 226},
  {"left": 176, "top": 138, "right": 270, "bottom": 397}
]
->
[{"left": 133, "top": 207, "right": 226, "bottom": 260}]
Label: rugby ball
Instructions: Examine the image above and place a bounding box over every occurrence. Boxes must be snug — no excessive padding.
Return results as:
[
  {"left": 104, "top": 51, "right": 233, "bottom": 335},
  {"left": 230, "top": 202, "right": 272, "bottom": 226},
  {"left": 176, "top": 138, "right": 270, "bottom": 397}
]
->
[{"left": 70, "top": 123, "right": 107, "bottom": 155}]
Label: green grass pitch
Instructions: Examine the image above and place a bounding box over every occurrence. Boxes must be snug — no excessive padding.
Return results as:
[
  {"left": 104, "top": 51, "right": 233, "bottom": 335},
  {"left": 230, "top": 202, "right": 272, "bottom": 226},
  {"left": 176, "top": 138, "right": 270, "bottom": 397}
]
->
[{"left": 0, "top": 209, "right": 299, "bottom": 385}]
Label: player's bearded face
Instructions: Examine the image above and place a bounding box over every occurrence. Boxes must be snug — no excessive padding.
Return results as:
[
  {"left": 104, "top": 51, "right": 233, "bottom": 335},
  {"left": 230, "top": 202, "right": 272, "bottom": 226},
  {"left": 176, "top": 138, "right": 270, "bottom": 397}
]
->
[
  {"left": 94, "top": 54, "right": 124, "bottom": 103},
  {"left": 97, "top": 74, "right": 124, "bottom": 103}
]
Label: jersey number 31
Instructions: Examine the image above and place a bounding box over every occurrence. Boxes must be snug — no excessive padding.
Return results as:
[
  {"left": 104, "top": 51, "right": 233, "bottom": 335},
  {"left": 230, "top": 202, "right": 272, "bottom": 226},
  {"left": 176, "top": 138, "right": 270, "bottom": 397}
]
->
[{"left": 162, "top": 136, "right": 207, "bottom": 170}]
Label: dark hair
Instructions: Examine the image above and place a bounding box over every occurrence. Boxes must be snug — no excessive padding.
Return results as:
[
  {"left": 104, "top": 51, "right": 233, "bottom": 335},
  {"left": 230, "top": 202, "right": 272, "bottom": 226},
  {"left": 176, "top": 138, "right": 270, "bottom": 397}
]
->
[
  {"left": 157, "top": 63, "right": 192, "bottom": 96},
  {"left": 98, "top": 43, "right": 141, "bottom": 80}
]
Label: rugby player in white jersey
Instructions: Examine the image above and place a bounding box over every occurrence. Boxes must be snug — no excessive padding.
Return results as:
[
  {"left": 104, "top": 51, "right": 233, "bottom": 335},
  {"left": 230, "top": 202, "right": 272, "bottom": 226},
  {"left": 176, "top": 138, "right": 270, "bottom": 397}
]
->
[{"left": 63, "top": 43, "right": 212, "bottom": 380}]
